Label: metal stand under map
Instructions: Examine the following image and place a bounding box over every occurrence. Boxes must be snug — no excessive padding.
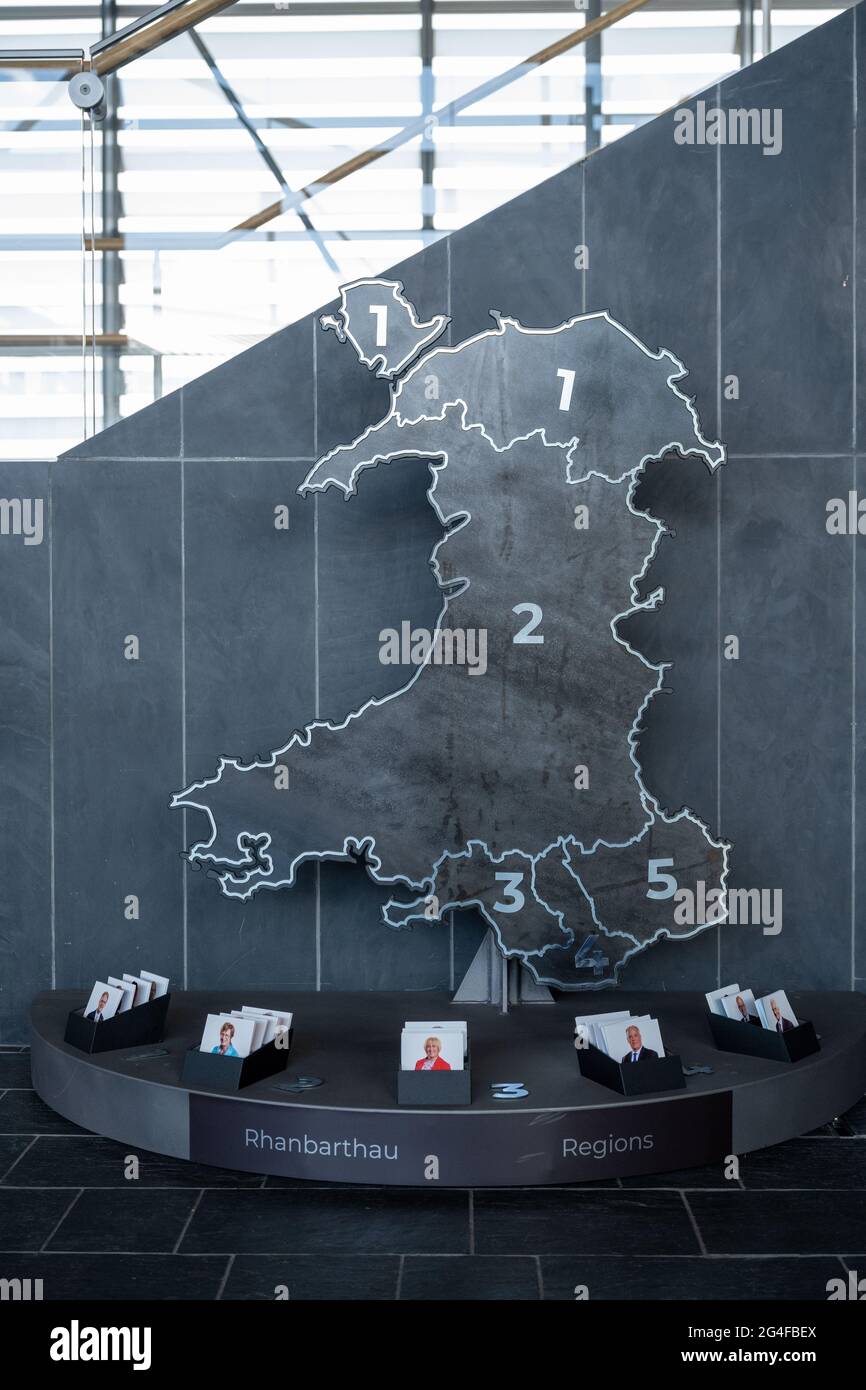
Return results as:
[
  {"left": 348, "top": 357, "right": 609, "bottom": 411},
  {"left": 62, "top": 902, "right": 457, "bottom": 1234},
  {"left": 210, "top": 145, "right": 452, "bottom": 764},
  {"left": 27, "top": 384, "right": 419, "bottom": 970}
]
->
[{"left": 453, "top": 929, "right": 554, "bottom": 1009}]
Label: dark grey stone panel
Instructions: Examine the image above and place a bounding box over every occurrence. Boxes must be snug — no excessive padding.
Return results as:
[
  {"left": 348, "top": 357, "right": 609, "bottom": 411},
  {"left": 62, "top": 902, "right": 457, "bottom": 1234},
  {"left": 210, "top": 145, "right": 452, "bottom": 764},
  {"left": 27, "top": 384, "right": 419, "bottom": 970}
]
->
[
  {"left": 315, "top": 454, "right": 443, "bottom": 723},
  {"left": 183, "top": 458, "right": 316, "bottom": 772},
  {"left": 182, "top": 323, "right": 315, "bottom": 460},
  {"left": 720, "top": 11, "right": 854, "bottom": 455},
  {"left": 182, "top": 455, "right": 318, "bottom": 991},
  {"left": 585, "top": 93, "right": 719, "bottom": 442},
  {"left": 314, "top": 300, "right": 391, "bottom": 460},
  {"left": 318, "top": 860, "right": 451, "bottom": 992},
  {"left": 386, "top": 235, "right": 452, "bottom": 346},
  {"left": 621, "top": 454, "right": 720, "bottom": 835},
  {"left": 857, "top": 5, "right": 866, "bottom": 451},
  {"left": 185, "top": 860, "right": 317, "bottom": 993},
  {"left": 61, "top": 390, "right": 181, "bottom": 461},
  {"left": 0, "top": 462, "right": 50, "bottom": 1042},
  {"left": 52, "top": 458, "right": 184, "bottom": 991},
  {"left": 448, "top": 163, "right": 583, "bottom": 344},
  {"left": 857, "top": 457, "right": 866, "bottom": 991},
  {"left": 718, "top": 458, "right": 853, "bottom": 988}
]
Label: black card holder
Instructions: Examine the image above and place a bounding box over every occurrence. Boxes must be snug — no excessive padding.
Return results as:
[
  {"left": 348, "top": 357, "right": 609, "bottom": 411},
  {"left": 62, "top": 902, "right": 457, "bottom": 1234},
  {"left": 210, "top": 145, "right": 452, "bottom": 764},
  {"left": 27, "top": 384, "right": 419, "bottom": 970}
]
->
[
  {"left": 577, "top": 1041, "right": 685, "bottom": 1095},
  {"left": 64, "top": 993, "right": 171, "bottom": 1054},
  {"left": 181, "top": 1030, "right": 293, "bottom": 1093},
  {"left": 708, "top": 1012, "right": 820, "bottom": 1063},
  {"left": 397, "top": 1063, "right": 472, "bottom": 1106}
]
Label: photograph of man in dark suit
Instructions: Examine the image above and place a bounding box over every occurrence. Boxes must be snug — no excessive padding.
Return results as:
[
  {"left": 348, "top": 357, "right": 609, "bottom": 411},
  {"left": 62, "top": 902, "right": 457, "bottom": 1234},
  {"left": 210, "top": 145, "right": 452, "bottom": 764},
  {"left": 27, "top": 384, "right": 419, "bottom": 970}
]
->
[
  {"left": 621, "top": 1023, "right": 658, "bottom": 1063},
  {"left": 770, "top": 998, "right": 794, "bottom": 1033},
  {"left": 85, "top": 991, "right": 110, "bottom": 1022}
]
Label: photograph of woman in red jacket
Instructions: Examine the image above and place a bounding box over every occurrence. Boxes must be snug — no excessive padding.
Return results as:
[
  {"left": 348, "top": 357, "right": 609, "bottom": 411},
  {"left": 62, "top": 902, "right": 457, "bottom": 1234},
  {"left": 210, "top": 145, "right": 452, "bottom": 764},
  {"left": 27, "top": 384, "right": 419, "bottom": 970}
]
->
[{"left": 414, "top": 1036, "right": 452, "bottom": 1071}]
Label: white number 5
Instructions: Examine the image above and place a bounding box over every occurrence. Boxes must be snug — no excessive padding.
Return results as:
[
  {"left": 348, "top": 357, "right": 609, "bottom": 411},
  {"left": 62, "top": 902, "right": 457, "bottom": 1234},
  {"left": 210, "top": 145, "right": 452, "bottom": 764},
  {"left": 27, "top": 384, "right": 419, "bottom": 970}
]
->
[{"left": 647, "top": 857, "right": 677, "bottom": 900}]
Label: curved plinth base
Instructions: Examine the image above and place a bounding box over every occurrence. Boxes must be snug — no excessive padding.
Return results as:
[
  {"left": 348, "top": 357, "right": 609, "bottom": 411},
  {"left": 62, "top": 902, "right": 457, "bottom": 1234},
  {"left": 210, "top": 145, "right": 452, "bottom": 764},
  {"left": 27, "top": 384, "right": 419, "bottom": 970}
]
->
[{"left": 30, "top": 990, "right": 866, "bottom": 1187}]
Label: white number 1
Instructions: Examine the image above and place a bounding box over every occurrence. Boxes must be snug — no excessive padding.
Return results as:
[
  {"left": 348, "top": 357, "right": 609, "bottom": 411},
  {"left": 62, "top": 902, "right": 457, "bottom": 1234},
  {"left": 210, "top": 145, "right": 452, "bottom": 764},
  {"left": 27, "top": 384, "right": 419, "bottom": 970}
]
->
[
  {"left": 369, "top": 304, "right": 388, "bottom": 347},
  {"left": 557, "top": 367, "right": 575, "bottom": 411}
]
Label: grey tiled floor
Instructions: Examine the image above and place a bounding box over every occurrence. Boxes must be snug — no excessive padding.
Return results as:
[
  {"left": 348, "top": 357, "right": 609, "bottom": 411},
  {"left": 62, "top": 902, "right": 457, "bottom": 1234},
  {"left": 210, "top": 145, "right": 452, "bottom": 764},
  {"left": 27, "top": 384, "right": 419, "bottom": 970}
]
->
[{"left": 1, "top": 1049, "right": 863, "bottom": 1301}]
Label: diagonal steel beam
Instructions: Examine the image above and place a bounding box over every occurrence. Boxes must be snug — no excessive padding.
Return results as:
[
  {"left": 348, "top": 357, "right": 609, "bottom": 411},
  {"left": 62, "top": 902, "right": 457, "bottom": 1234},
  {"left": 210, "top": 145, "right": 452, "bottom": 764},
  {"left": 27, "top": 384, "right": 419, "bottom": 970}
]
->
[
  {"left": 230, "top": 0, "right": 650, "bottom": 238},
  {"left": 187, "top": 27, "right": 343, "bottom": 273}
]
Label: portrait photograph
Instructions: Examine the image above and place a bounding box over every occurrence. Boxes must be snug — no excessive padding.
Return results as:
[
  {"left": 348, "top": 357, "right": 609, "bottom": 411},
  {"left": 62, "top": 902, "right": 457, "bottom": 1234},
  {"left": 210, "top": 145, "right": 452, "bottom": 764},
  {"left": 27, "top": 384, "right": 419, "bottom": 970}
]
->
[
  {"left": 200, "top": 1012, "right": 257, "bottom": 1058},
  {"left": 756, "top": 991, "right": 799, "bottom": 1034},
  {"left": 601, "top": 1015, "right": 666, "bottom": 1064},
  {"left": 82, "top": 981, "right": 124, "bottom": 1024},
  {"left": 721, "top": 989, "right": 761, "bottom": 1024},
  {"left": 400, "top": 1028, "right": 464, "bottom": 1073},
  {"left": 705, "top": 983, "right": 740, "bottom": 1016}
]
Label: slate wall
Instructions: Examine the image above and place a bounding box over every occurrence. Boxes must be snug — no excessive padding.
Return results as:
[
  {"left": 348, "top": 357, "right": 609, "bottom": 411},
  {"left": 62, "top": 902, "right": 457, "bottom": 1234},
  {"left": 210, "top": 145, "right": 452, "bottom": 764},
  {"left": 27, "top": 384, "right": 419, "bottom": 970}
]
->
[{"left": 0, "top": 8, "right": 862, "bottom": 1038}]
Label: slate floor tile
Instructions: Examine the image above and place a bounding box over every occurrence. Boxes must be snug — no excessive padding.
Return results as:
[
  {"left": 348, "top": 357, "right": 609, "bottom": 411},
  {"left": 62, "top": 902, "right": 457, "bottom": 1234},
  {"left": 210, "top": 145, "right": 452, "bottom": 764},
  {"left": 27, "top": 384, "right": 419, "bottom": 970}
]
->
[
  {"left": 401, "top": 1255, "right": 539, "bottom": 1300},
  {"left": 0, "top": 1253, "right": 226, "bottom": 1300},
  {"left": 0, "top": 1054, "right": 32, "bottom": 1087},
  {"left": 841, "top": 1097, "right": 866, "bottom": 1135},
  {"left": 180, "top": 1189, "right": 470, "bottom": 1256},
  {"left": 46, "top": 1188, "right": 202, "bottom": 1253},
  {"left": 223, "top": 1254, "right": 400, "bottom": 1300},
  {"left": 541, "top": 1256, "right": 845, "bottom": 1302},
  {"left": 738, "top": 1138, "right": 866, "bottom": 1188},
  {"left": 0, "top": 1189, "right": 77, "bottom": 1250},
  {"left": 688, "top": 1191, "right": 866, "bottom": 1254},
  {"left": 474, "top": 1191, "right": 699, "bottom": 1256},
  {"left": 0, "top": 1091, "right": 90, "bottom": 1136},
  {"left": 5, "top": 1136, "right": 265, "bottom": 1188},
  {"left": 620, "top": 1162, "right": 732, "bottom": 1189},
  {"left": 0, "top": 1135, "right": 36, "bottom": 1181}
]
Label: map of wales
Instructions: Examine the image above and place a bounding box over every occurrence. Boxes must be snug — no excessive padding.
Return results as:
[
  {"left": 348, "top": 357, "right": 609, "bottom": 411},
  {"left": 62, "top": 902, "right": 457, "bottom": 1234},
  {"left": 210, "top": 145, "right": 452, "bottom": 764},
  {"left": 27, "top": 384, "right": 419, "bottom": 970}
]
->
[{"left": 172, "top": 278, "right": 730, "bottom": 989}]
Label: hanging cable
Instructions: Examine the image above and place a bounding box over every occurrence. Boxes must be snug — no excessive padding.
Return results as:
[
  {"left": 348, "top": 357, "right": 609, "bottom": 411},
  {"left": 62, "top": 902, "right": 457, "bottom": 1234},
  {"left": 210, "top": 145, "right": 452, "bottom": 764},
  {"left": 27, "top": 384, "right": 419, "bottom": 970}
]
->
[
  {"left": 89, "top": 111, "right": 97, "bottom": 435},
  {"left": 80, "top": 108, "right": 88, "bottom": 439}
]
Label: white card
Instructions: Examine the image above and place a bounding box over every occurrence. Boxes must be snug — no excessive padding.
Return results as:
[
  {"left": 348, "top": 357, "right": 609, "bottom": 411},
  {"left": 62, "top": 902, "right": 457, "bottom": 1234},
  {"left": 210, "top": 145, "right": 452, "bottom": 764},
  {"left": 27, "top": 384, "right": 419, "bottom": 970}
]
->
[
  {"left": 107, "top": 976, "right": 136, "bottom": 1013},
  {"left": 705, "top": 984, "right": 740, "bottom": 1016},
  {"left": 140, "top": 970, "right": 169, "bottom": 998}
]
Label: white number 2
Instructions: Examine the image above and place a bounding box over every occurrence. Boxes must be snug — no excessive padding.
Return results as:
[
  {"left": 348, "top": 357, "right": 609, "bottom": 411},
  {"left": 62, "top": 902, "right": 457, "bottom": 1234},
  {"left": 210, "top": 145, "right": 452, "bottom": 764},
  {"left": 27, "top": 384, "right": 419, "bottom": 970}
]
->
[{"left": 512, "top": 603, "right": 544, "bottom": 644}]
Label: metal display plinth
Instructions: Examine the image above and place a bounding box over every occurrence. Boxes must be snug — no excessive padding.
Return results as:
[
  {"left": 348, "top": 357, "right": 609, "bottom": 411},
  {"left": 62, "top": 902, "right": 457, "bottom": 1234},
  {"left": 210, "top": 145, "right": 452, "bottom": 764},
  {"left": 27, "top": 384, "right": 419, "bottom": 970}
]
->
[{"left": 29, "top": 989, "right": 866, "bottom": 1188}]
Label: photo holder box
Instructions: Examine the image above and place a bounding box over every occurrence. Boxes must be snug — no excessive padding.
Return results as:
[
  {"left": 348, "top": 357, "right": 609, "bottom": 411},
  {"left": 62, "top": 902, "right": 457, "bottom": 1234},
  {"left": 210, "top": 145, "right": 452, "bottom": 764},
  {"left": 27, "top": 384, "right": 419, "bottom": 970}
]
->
[
  {"left": 577, "top": 1041, "right": 685, "bottom": 1096},
  {"left": 708, "top": 1012, "right": 820, "bottom": 1063},
  {"left": 63, "top": 992, "right": 171, "bottom": 1055},
  {"left": 180, "top": 1029, "right": 293, "bottom": 1093},
  {"left": 397, "top": 1054, "right": 472, "bottom": 1106}
]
